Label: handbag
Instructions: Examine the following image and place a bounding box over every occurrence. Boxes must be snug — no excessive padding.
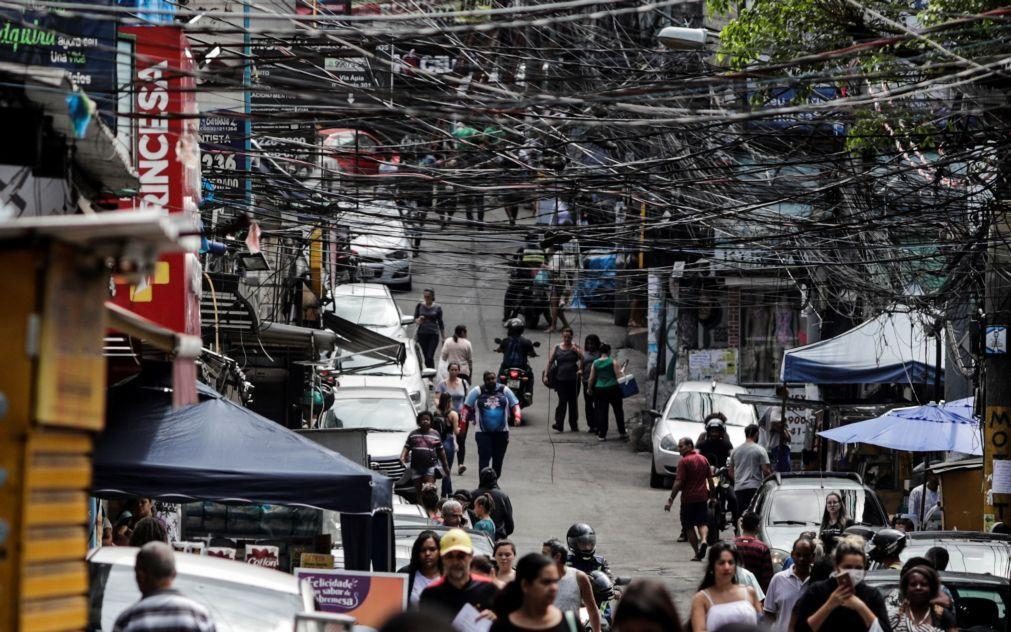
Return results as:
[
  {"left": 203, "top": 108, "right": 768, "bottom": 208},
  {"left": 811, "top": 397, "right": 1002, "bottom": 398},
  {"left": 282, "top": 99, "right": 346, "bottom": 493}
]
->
[{"left": 618, "top": 374, "right": 639, "bottom": 399}]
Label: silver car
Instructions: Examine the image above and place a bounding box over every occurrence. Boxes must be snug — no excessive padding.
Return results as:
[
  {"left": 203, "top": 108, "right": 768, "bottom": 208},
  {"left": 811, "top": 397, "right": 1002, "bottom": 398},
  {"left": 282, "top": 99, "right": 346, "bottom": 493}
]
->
[
  {"left": 340, "top": 210, "right": 413, "bottom": 291},
  {"left": 88, "top": 546, "right": 314, "bottom": 631},
  {"left": 336, "top": 339, "right": 436, "bottom": 412},
  {"left": 327, "top": 282, "right": 414, "bottom": 339},
  {"left": 650, "top": 381, "right": 757, "bottom": 488}
]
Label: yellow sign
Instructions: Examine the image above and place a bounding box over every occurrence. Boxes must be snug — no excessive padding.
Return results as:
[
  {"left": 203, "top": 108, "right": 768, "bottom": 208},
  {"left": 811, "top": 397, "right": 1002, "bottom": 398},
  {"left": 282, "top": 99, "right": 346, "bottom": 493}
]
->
[
  {"left": 34, "top": 244, "right": 108, "bottom": 430},
  {"left": 300, "top": 553, "right": 335, "bottom": 569},
  {"left": 984, "top": 406, "right": 1011, "bottom": 519},
  {"left": 129, "top": 260, "right": 171, "bottom": 303}
]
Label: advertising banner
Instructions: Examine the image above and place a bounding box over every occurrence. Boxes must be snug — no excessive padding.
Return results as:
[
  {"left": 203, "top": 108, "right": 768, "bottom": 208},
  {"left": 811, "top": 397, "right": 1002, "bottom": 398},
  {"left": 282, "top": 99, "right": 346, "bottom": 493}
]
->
[
  {"left": 295, "top": 568, "right": 407, "bottom": 628},
  {"left": 200, "top": 111, "right": 249, "bottom": 206}
]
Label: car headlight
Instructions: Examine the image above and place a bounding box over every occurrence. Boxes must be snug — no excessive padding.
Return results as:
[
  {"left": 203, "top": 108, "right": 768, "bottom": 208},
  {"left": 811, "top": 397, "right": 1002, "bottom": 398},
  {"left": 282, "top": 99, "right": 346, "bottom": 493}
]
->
[
  {"left": 771, "top": 548, "right": 790, "bottom": 570},
  {"left": 659, "top": 434, "right": 678, "bottom": 451},
  {"left": 388, "top": 249, "right": 409, "bottom": 260}
]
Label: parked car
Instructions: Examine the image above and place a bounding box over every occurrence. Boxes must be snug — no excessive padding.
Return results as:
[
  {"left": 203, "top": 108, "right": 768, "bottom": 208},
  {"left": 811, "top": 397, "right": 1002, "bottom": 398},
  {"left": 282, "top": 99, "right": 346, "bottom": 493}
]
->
[
  {"left": 321, "top": 385, "right": 417, "bottom": 492},
  {"left": 327, "top": 282, "right": 414, "bottom": 339},
  {"left": 319, "top": 128, "right": 399, "bottom": 177},
  {"left": 339, "top": 210, "right": 413, "bottom": 291},
  {"left": 88, "top": 546, "right": 314, "bottom": 631},
  {"left": 650, "top": 381, "right": 757, "bottom": 488},
  {"left": 336, "top": 339, "right": 436, "bottom": 411},
  {"left": 864, "top": 570, "right": 1008, "bottom": 632},
  {"left": 900, "top": 531, "right": 1011, "bottom": 576},
  {"left": 748, "top": 472, "right": 889, "bottom": 570}
]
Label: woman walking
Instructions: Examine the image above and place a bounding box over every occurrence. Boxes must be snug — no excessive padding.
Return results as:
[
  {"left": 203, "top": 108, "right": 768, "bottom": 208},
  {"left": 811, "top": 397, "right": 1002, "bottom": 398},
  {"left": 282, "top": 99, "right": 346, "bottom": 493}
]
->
[
  {"left": 435, "top": 392, "right": 460, "bottom": 497},
  {"left": 888, "top": 565, "right": 955, "bottom": 632},
  {"left": 587, "top": 344, "right": 626, "bottom": 441},
  {"left": 818, "top": 492, "right": 855, "bottom": 554},
  {"left": 397, "top": 530, "right": 442, "bottom": 606},
  {"left": 414, "top": 288, "right": 445, "bottom": 368},
  {"left": 436, "top": 362, "right": 470, "bottom": 475},
  {"left": 582, "top": 334, "right": 601, "bottom": 433},
  {"left": 400, "top": 411, "right": 450, "bottom": 498},
  {"left": 494, "top": 540, "right": 517, "bottom": 585},
  {"left": 690, "top": 542, "right": 762, "bottom": 632},
  {"left": 441, "top": 325, "right": 473, "bottom": 382},
  {"left": 491, "top": 553, "right": 578, "bottom": 632},
  {"left": 543, "top": 327, "right": 583, "bottom": 432}
]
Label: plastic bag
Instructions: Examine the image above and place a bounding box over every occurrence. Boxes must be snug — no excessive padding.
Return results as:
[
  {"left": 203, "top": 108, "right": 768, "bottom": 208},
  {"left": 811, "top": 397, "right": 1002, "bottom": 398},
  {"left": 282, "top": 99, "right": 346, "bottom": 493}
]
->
[{"left": 436, "top": 357, "right": 449, "bottom": 384}]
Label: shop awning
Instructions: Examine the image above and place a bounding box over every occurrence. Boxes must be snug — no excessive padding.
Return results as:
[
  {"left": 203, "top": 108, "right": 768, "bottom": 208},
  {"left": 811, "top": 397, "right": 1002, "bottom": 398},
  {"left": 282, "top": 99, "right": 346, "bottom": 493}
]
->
[
  {"left": 323, "top": 312, "right": 406, "bottom": 366},
  {"left": 93, "top": 379, "right": 393, "bottom": 513},
  {"left": 780, "top": 310, "right": 942, "bottom": 384}
]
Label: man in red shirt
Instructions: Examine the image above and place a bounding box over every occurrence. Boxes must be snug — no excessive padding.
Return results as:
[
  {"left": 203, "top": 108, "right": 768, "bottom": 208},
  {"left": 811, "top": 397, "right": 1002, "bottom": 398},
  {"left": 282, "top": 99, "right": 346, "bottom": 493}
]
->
[
  {"left": 734, "top": 511, "right": 774, "bottom": 591},
  {"left": 664, "top": 437, "right": 714, "bottom": 561}
]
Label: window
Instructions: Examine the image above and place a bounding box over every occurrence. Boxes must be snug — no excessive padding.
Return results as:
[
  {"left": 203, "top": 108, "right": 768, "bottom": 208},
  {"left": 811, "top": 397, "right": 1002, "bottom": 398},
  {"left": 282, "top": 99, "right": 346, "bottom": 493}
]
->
[
  {"left": 766, "top": 488, "right": 887, "bottom": 527},
  {"left": 740, "top": 291, "right": 800, "bottom": 384},
  {"left": 324, "top": 396, "right": 415, "bottom": 430},
  {"left": 666, "top": 392, "right": 758, "bottom": 427}
]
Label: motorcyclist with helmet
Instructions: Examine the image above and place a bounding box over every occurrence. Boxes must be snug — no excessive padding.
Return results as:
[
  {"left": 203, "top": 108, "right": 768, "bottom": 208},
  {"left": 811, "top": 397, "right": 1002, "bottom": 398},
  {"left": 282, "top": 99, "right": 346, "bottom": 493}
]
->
[
  {"left": 588, "top": 571, "right": 616, "bottom": 630},
  {"left": 696, "top": 413, "right": 735, "bottom": 468},
  {"left": 495, "top": 318, "right": 539, "bottom": 404},
  {"left": 867, "top": 528, "right": 907, "bottom": 570},
  {"left": 566, "top": 523, "right": 612, "bottom": 578}
]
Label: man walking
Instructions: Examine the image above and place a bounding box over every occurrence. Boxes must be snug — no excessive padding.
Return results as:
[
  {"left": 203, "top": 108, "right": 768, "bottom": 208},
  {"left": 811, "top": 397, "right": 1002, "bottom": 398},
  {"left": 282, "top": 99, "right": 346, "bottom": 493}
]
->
[
  {"left": 543, "top": 538, "right": 601, "bottom": 632},
  {"left": 907, "top": 471, "right": 942, "bottom": 529},
  {"left": 113, "top": 541, "right": 215, "bottom": 632},
  {"left": 734, "top": 512, "right": 774, "bottom": 591},
  {"left": 764, "top": 537, "right": 815, "bottom": 632},
  {"left": 729, "top": 424, "right": 772, "bottom": 517},
  {"left": 462, "top": 371, "right": 521, "bottom": 477},
  {"left": 471, "top": 467, "right": 515, "bottom": 539},
  {"left": 664, "top": 437, "right": 713, "bottom": 561},
  {"left": 420, "top": 529, "right": 499, "bottom": 622}
]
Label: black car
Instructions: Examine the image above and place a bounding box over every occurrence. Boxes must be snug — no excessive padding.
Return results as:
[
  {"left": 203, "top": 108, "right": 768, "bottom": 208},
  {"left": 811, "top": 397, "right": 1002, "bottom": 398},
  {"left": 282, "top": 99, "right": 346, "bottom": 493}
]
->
[
  {"left": 901, "top": 531, "right": 1011, "bottom": 576},
  {"left": 748, "top": 472, "right": 889, "bottom": 569},
  {"left": 864, "top": 570, "right": 1008, "bottom": 632}
]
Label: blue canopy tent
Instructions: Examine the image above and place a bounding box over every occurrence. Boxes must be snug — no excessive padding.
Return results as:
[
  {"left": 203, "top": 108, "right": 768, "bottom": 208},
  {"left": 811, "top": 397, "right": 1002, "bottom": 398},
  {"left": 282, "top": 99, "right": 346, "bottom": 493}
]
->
[
  {"left": 94, "top": 379, "right": 394, "bottom": 569},
  {"left": 818, "top": 402, "right": 982, "bottom": 456},
  {"left": 780, "top": 311, "right": 942, "bottom": 384}
]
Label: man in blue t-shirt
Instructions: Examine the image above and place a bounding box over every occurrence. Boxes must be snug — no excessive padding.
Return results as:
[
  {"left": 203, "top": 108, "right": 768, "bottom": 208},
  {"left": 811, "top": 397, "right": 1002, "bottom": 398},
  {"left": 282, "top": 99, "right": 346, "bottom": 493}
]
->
[{"left": 462, "top": 371, "right": 521, "bottom": 478}]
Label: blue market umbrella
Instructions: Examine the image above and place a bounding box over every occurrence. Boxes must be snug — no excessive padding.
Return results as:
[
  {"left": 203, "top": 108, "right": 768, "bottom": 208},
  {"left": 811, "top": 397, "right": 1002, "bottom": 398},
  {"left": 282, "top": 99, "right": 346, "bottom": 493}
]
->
[
  {"left": 818, "top": 401, "right": 982, "bottom": 455},
  {"left": 942, "top": 396, "right": 975, "bottom": 422}
]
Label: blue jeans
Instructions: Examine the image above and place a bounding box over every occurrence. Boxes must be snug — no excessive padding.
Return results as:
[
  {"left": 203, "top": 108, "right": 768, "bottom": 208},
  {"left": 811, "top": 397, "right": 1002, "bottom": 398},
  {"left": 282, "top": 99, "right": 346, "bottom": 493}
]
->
[
  {"left": 442, "top": 435, "right": 456, "bottom": 497},
  {"left": 475, "top": 431, "right": 509, "bottom": 478},
  {"left": 772, "top": 444, "right": 792, "bottom": 472}
]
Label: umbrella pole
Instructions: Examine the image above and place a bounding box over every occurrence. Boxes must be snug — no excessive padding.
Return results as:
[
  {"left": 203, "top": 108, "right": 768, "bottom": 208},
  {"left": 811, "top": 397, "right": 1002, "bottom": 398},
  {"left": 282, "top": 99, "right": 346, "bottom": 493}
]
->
[{"left": 919, "top": 454, "right": 929, "bottom": 529}]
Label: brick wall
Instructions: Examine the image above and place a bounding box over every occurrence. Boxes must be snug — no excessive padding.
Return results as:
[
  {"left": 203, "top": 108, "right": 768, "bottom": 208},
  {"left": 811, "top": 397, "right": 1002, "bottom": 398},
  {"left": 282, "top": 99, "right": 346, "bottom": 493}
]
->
[{"left": 726, "top": 286, "right": 741, "bottom": 347}]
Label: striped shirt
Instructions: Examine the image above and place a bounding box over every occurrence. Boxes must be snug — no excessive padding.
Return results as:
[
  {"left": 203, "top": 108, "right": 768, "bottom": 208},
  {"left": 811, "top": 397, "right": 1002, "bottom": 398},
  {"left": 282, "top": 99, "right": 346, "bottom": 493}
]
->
[{"left": 113, "top": 589, "right": 216, "bottom": 632}]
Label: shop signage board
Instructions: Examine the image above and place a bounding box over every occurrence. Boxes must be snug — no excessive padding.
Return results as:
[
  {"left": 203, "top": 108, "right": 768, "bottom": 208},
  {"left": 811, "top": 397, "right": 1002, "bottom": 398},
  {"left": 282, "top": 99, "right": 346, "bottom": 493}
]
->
[
  {"left": 687, "top": 348, "right": 738, "bottom": 384},
  {"left": 295, "top": 568, "right": 406, "bottom": 627},
  {"left": 199, "top": 111, "right": 249, "bottom": 205}
]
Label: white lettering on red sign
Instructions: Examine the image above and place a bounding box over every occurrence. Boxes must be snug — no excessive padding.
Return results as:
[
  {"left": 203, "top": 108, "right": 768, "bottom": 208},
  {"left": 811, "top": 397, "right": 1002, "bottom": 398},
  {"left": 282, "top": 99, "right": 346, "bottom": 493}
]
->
[{"left": 136, "top": 60, "right": 170, "bottom": 210}]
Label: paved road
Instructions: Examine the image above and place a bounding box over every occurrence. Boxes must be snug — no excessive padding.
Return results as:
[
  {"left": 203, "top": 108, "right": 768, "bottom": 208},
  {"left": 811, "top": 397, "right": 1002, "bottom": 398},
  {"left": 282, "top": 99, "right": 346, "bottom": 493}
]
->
[{"left": 394, "top": 207, "right": 705, "bottom": 616}]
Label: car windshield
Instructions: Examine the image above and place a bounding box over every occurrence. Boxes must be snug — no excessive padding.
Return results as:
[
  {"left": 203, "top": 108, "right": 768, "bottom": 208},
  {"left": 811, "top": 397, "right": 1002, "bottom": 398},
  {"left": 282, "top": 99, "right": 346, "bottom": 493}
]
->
[
  {"left": 902, "top": 541, "right": 1011, "bottom": 576},
  {"left": 767, "top": 488, "right": 887, "bottom": 526},
  {"left": 330, "top": 295, "right": 400, "bottom": 327},
  {"left": 89, "top": 561, "right": 304, "bottom": 632},
  {"left": 324, "top": 396, "right": 415, "bottom": 430},
  {"left": 338, "top": 353, "right": 409, "bottom": 377},
  {"left": 666, "top": 392, "right": 757, "bottom": 427}
]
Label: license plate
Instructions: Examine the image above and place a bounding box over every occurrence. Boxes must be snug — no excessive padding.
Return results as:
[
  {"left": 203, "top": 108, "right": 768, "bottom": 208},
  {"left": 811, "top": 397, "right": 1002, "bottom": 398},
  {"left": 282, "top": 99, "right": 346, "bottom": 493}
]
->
[{"left": 507, "top": 379, "right": 520, "bottom": 388}]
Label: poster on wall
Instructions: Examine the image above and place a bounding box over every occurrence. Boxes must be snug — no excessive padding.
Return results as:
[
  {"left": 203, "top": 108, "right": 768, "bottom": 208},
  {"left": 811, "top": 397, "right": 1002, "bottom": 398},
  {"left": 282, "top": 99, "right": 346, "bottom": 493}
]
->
[
  {"left": 295, "top": 568, "right": 407, "bottom": 628},
  {"left": 687, "top": 349, "right": 738, "bottom": 384}
]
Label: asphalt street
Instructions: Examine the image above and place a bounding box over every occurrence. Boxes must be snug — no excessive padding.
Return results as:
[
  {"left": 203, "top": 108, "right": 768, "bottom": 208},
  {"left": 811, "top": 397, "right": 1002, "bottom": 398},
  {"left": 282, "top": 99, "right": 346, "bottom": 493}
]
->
[{"left": 394, "top": 206, "right": 705, "bottom": 616}]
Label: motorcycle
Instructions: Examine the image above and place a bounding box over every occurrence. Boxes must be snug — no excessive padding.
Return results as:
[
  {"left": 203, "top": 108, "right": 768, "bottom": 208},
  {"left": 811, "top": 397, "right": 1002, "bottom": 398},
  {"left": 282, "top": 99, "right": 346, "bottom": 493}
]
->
[
  {"left": 493, "top": 337, "right": 540, "bottom": 410},
  {"left": 503, "top": 268, "right": 549, "bottom": 328},
  {"left": 707, "top": 466, "right": 736, "bottom": 545}
]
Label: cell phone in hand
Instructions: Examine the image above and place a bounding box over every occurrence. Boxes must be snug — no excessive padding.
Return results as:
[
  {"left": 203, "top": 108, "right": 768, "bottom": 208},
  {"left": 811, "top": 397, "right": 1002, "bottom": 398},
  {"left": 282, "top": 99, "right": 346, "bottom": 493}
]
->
[{"left": 836, "top": 570, "right": 853, "bottom": 591}]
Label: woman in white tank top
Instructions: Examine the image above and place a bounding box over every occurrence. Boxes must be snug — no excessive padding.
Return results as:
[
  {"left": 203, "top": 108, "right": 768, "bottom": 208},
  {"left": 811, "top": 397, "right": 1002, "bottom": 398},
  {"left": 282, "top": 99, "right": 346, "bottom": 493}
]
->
[{"left": 690, "top": 542, "right": 762, "bottom": 632}]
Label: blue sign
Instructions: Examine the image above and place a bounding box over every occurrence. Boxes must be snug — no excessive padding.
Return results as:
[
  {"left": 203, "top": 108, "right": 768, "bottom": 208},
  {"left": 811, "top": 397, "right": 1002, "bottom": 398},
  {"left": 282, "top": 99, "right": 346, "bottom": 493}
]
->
[
  {"left": 746, "top": 85, "right": 845, "bottom": 135},
  {"left": 200, "top": 112, "right": 250, "bottom": 208}
]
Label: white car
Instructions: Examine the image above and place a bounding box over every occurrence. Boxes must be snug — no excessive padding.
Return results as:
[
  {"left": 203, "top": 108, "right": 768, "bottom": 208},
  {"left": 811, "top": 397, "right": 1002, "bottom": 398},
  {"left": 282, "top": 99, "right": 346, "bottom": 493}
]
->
[
  {"left": 88, "top": 546, "right": 314, "bottom": 631},
  {"left": 337, "top": 339, "right": 436, "bottom": 411},
  {"left": 340, "top": 210, "right": 412, "bottom": 291},
  {"left": 327, "top": 282, "right": 414, "bottom": 339},
  {"left": 321, "top": 385, "right": 417, "bottom": 490},
  {"left": 650, "top": 381, "right": 758, "bottom": 488}
]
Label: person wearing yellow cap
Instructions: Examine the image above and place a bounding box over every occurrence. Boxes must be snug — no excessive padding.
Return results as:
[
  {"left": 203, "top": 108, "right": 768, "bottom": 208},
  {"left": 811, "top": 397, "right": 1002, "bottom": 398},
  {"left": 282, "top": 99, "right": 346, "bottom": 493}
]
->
[{"left": 420, "top": 528, "right": 500, "bottom": 623}]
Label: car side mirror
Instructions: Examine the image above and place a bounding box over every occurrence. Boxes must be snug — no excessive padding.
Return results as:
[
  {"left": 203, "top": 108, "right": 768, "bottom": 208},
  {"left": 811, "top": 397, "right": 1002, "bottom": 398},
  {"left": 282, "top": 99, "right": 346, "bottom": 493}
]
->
[
  {"left": 401, "top": 314, "right": 414, "bottom": 325},
  {"left": 645, "top": 409, "right": 662, "bottom": 419},
  {"left": 421, "top": 368, "right": 437, "bottom": 379}
]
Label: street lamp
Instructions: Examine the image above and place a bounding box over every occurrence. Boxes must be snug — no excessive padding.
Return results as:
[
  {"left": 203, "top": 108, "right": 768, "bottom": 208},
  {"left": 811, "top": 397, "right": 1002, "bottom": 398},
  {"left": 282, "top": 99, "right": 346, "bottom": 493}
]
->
[{"left": 657, "top": 26, "right": 708, "bottom": 51}]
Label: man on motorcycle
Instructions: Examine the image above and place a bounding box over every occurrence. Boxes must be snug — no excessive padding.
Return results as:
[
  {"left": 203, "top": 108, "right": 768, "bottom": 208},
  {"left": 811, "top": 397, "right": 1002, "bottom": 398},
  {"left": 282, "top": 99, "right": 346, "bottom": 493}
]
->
[
  {"left": 566, "top": 523, "right": 612, "bottom": 578},
  {"left": 496, "top": 318, "right": 538, "bottom": 402},
  {"left": 696, "top": 413, "right": 734, "bottom": 469}
]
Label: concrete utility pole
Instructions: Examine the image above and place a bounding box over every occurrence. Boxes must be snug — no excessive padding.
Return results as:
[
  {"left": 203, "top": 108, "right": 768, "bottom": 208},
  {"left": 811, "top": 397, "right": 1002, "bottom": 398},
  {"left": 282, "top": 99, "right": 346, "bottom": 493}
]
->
[{"left": 983, "top": 177, "right": 1011, "bottom": 531}]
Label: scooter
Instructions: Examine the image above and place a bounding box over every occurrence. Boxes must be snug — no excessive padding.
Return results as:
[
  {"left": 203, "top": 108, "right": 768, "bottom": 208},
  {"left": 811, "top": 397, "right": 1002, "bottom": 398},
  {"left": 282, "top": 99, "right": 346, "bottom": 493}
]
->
[
  {"left": 707, "top": 466, "right": 735, "bottom": 544},
  {"left": 493, "top": 338, "right": 540, "bottom": 411}
]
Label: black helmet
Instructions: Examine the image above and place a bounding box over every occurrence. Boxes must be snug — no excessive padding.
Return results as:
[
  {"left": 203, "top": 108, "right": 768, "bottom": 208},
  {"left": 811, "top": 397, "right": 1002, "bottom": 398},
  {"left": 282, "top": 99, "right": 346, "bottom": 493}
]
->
[
  {"left": 868, "top": 528, "right": 907, "bottom": 561},
  {"left": 842, "top": 525, "right": 876, "bottom": 542},
  {"left": 566, "top": 523, "right": 596, "bottom": 560},
  {"left": 506, "top": 317, "right": 525, "bottom": 337},
  {"left": 705, "top": 418, "right": 725, "bottom": 433},
  {"left": 589, "top": 570, "right": 614, "bottom": 604}
]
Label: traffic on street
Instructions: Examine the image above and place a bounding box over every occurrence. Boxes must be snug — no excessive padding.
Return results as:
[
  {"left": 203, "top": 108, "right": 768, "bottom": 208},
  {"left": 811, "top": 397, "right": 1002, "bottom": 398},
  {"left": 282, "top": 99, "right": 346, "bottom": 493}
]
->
[{"left": 0, "top": 1, "right": 1007, "bottom": 632}]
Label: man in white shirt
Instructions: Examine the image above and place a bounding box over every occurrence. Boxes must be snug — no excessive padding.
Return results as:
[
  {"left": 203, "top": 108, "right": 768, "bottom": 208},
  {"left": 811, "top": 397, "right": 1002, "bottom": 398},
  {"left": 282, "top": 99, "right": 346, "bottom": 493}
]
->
[
  {"left": 907, "top": 472, "right": 942, "bottom": 529},
  {"left": 764, "top": 537, "right": 814, "bottom": 632}
]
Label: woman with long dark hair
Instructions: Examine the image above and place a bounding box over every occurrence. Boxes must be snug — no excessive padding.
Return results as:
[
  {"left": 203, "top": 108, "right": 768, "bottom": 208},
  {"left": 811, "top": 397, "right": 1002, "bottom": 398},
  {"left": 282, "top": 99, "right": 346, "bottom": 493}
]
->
[
  {"left": 612, "top": 579, "right": 683, "bottom": 632},
  {"left": 435, "top": 361, "right": 470, "bottom": 475},
  {"left": 818, "top": 492, "right": 854, "bottom": 554},
  {"left": 414, "top": 288, "right": 445, "bottom": 368},
  {"left": 690, "top": 542, "right": 761, "bottom": 632},
  {"left": 397, "top": 530, "right": 442, "bottom": 606},
  {"left": 587, "top": 343, "right": 626, "bottom": 441},
  {"left": 492, "top": 553, "right": 578, "bottom": 632},
  {"left": 581, "top": 334, "right": 601, "bottom": 433},
  {"left": 888, "top": 565, "right": 955, "bottom": 632},
  {"left": 494, "top": 540, "right": 517, "bottom": 585},
  {"left": 435, "top": 392, "right": 460, "bottom": 497}
]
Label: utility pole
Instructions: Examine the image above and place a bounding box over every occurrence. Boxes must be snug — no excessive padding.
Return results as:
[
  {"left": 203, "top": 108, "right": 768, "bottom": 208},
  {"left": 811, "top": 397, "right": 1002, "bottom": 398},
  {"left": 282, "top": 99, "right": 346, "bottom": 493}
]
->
[{"left": 983, "top": 175, "right": 1011, "bottom": 531}]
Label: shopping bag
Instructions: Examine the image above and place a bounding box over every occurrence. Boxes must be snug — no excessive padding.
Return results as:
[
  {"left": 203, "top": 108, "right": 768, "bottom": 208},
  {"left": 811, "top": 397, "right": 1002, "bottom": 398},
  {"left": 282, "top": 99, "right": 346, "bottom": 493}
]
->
[
  {"left": 618, "top": 374, "right": 639, "bottom": 399},
  {"left": 436, "top": 357, "right": 449, "bottom": 383}
]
